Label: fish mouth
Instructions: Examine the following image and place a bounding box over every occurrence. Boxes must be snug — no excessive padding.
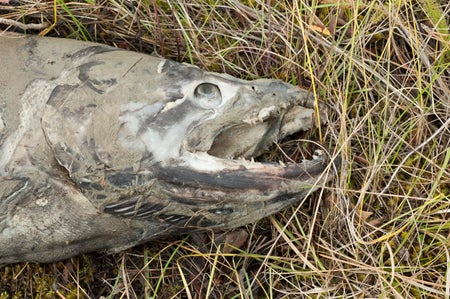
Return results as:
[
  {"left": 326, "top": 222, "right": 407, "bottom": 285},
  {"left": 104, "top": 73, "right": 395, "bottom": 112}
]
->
[
  {"left": 104, "top": 95, "right": 335, "bottom": 230},
  {"left": 162, "top": 95, "right": 333, "bottom": 192}
]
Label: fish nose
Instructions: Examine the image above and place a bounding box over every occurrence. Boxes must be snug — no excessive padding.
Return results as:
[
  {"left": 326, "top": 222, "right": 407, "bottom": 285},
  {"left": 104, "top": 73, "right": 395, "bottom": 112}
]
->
[
  {"left": 251, "top": 79, "right": 297, "bottom": 94},
  {"left": 266, "top": 80, "right": 295, "bottom": 91},
  {"left": 251, "top": 80, "right": 310, "bottom": 102},
  {"left": 295, "top": 90, "right": 316, "bottom": 108}
]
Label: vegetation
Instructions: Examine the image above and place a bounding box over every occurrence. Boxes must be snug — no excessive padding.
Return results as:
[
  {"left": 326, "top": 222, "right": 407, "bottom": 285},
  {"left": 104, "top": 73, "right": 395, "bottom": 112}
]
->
[{"left": 0, "top": 0, "right": 449, "bottom": 297}]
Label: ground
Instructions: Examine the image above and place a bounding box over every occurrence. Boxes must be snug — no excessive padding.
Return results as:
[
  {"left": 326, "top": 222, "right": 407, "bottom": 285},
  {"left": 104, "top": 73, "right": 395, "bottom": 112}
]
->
[{"left": 0, "top": 0, "right": 449, "bottom": 298}]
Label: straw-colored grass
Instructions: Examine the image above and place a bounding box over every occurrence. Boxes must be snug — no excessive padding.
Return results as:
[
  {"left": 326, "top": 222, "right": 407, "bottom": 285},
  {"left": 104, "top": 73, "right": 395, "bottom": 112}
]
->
[{"left": 1, "top": 0, "right": 449, "bottom": 298}]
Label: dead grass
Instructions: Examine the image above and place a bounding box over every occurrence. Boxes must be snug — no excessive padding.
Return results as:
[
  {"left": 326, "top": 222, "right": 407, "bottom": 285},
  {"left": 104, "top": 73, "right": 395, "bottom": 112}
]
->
[{"left": 1, "top": 0, "right": 450, "bottom": 298}]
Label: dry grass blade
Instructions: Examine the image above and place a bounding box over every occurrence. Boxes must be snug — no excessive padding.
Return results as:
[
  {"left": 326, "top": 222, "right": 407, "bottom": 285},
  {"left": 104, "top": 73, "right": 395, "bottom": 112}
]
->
[{"left": 1, "top": 0, "right": 449, "bottom": 298}]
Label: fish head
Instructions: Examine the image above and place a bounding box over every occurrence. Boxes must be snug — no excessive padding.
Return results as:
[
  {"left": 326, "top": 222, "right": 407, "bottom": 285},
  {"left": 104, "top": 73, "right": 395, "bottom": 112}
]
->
[
  {"left": 112, "top": 61, "right": 336, "bottom": 230},
  {"left": 41, "top": 51, "right": 336, "bottom": 231}
]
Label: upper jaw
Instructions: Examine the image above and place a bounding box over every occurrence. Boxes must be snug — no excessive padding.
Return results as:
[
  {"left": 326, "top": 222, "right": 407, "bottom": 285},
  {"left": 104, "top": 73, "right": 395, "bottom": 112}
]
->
[{"left": 184, "top": 78, "right": 320, "bottom": 161}]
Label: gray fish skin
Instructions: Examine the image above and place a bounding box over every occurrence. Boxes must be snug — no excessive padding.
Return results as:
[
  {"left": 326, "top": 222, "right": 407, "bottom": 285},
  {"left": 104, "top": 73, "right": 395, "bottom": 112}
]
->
[{"left": 0, "top": 34, "right": 333, "bottom": 264}]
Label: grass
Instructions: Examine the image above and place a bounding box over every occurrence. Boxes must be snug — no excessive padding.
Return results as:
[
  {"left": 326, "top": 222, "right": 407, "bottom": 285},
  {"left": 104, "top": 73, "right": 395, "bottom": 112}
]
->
[{"left": 0, "top": 0, "right": 449, "bottom": 297}]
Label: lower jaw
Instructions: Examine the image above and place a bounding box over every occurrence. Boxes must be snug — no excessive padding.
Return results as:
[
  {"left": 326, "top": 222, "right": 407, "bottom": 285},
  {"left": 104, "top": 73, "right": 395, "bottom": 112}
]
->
[{"left": 155, "top": 157, "right": 328, "bottom": 192}]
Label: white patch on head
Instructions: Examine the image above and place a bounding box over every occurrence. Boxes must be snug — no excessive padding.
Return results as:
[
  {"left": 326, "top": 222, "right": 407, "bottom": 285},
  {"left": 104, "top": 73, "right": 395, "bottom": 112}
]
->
[
  {"left": 118, "top": 101, "right": 215, "bottom": 164},
  {"left": 180, "top": 151, "right": 266, "bottom": 173},
  {"left": 161, "top": 98, "right": 186, "bottom": 112},
  {"left": 118, "top": 101, "right": 199, "bottom": 163},
  {"left": 139, "top": 112, "right": 212, "bottom": 163},
  {"left": 35, "top": 198, "right": 48, "bottom": 207},
  {"left": 157, "top": 60, "right": 167, "bottom": 74},
  {"left": 258, "top": 105, "right": 275, "bottom": 121},
  {"left": 117, "top": 102, "right": 164, "bottom": 152},
  {"left": 139, "top": 126, "right": 184, "bottom": 162},
  {"left": 0, "top": 111, "right": 4, "bottom": 133},
  {"left": 204, "top": 73, "right": 242, "bottom": 107}
]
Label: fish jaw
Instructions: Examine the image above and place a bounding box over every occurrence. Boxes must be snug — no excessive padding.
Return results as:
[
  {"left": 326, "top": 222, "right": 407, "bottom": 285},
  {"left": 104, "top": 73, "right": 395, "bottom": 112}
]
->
[{"left": 129, "top": 150, "right": 334, "bottom": 230}]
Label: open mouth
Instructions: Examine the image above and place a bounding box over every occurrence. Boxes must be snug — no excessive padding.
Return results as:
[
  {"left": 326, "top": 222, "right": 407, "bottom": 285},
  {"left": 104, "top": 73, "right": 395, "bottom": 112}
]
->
[
  {"left": 175, "top": 99, "right": 331, "bottom": 192},
  {"left": 207, "top": 119, "right": 279, "bottom": 160},
  {"left": 207, "top": 104, "right": 319, "bottom": 161}
]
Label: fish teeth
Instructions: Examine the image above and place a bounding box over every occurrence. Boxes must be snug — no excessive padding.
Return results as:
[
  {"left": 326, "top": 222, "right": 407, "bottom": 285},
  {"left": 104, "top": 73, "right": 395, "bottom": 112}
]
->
[
  {"left": 242, "top": 118, "right": 257, "bottom": 125},
  {"left": 243, "top": 105, "right": 277, "bottom": 125},
  {"left": 257, "top": 105, "right": 275, "bottom": 122}
]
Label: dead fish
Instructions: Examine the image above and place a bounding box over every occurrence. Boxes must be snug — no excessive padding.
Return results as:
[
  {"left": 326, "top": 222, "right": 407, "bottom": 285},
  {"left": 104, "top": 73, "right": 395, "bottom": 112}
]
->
[{"left": 0, "top": 34, "right": 336, "bottom": 264}]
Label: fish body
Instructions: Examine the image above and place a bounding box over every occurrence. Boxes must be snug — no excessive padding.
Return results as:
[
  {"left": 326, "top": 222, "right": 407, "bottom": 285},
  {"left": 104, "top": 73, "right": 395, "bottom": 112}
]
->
[{"left": 0, "top": 34, "right": 334, "bottom": 264}]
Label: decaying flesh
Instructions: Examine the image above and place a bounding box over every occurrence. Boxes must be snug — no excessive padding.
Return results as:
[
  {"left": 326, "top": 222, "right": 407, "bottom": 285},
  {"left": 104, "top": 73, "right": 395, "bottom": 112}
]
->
[{"left": 0, "top": 34, "right": 335, "bottom": 264}]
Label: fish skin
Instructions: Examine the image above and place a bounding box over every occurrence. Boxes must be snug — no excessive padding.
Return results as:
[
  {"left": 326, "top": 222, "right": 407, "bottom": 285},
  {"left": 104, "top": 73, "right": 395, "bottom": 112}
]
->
[{"left": 0, "top": 34, "right": 336, "bottom": 264}]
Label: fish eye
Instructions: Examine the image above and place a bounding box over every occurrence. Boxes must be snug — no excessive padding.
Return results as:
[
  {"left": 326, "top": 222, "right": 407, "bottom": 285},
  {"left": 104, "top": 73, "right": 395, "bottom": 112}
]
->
[{"left": 194, "top": 83, "right": 222, "bottom": 108}]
